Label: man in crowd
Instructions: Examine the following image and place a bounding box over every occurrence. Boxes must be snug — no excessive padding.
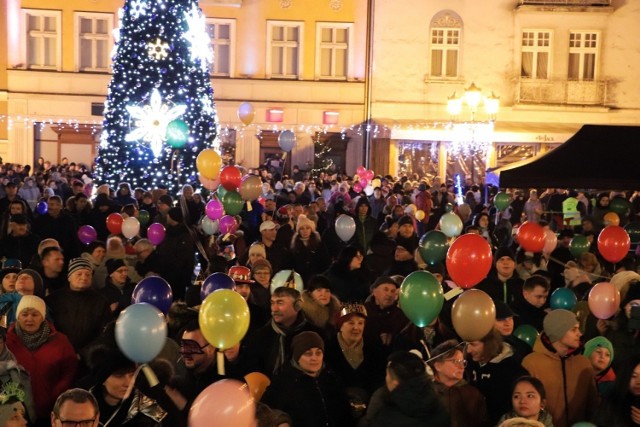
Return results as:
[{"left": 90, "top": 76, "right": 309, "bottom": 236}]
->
[
  {"left": 50, "top": 389, "right": 99, "bottom": 427},
  {"left": 511, "top": 274, "right": 550, "bottom": 331},
  {"left": 364, "top": 276, "right": 409, "bottom": 350},
  {"left": 37, "top": 246, "right": 66, "bottom": 294},
  {"left": 258, "top": 220, "right": 290, "bottom": 273}
]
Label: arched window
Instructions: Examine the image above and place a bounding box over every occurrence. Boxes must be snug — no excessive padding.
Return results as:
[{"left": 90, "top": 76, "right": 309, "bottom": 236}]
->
[{"left": 429, "top": 10, "right": 462, "bottom": 78}]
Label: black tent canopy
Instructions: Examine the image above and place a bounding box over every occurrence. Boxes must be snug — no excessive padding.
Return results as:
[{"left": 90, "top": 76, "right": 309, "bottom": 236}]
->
[{"left": 499, "top": 124, "right": 640, "bottom": 190}]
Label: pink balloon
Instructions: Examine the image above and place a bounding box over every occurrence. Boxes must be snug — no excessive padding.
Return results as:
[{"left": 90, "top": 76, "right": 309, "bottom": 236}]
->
[
  {"left": 353, "top": 183, "right": 363, "bottom": 193},
  {"left": 77, "top": 225, "right": 97, "bottom": 245},
  {"left": 219, "top": 215, "right": 238, "bottom": 235},
  {"left": 147, "top": 223, "right": 166, "bottom": 245},
  {"left": 189, "top": 379, "right": 255, "bottom": 427},
  {"left": 356, "top": 166, "right": 366, "bottom": 177},
  {"left": 542, "top": 229, "right": 558, "bottom": 254},
  {"left": 588, "top": 282, "right": 621, "bottom": 320},
  {"left": 359, "top": 178, "right": 368, "bottom": 188},
  {"left": 205, "top": 199, "right": 224, "bottom": 221},
  {"left": 365, "top": 170, "right": 375, "bottom": 181}
]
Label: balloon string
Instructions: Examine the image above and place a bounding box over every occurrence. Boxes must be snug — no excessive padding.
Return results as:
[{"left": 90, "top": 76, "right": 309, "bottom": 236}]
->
[
  {"left": 217, "top": 351, "right": 225, "bottom": 376},
  {"left": 247, "top": 201, "right": 252, "bottom": 211},
  {"left": 546, "top": 254, "right": 612, "bottom": 281}
]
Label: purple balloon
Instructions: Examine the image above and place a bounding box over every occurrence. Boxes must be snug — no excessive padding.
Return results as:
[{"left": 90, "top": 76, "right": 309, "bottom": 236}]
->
[
  {"left": 205, "top": 199, "right": 224, "bottom": 221},
  {"left": 77, "top": 225, "right": 97, "bottom": 245},
  {"left": 219, "top": 215, "right": 238, "bottom": 235},
  {"left": 200, "top": 272, "right": 235, "bottom": 301},
  {"left": 147, "top": 223, "right": 166, "bottom": 245},
  {"left": 131, "top": 276, "right": 173, "bottom": 314},
  {"left": 36, "top": 201, "right": 48, "bottom": 215}
]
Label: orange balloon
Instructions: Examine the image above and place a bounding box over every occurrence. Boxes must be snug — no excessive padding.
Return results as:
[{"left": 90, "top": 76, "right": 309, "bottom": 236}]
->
[
  {"left": 196, "top": 149, "right": 222, "bottom": 180},
  {"left": 603, "top": 212, "right": 620, "bottom": 227},
  {"left": 244, "top": 372, "right": 271, "bottom": 401}
]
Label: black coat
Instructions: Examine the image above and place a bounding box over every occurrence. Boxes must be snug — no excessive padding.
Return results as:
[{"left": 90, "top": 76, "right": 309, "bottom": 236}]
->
[
  {"left": 0, "top": 232, "right": 41, "bottom": 267},
  {"left": 146, "top": 224, "right": 195, "bottom": 301},
  {"left": 323, "top": 264, "right": 371, "bottom": 304},
  {"left": 262, "top": 364, "right": 353, "bottom": 427}
]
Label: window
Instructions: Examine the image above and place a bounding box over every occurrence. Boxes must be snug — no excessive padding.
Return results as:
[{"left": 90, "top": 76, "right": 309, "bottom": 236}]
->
[
  {"left": 568, "top": 31, "right": 598, "bottom": 81},
  {"left": 316, "top": 23, "right": 353, "bottom": 80},
  {"left": 23, "top": 9, "right": 61, "bottom": 70},
  {"left": 75, "top": 13, "right": 113, "bottom": 72},
  {"left": 521, "top": 30, "right": 552, "bottom": 79},
  {"left": 206, "top": 18, "right": 235, "bottom": 77},
  {"left": 429, "top": 11, "right": 462, "bottom": 79},
  {"left": 267, "top": 21, "right": 303, "bottom": 79}
]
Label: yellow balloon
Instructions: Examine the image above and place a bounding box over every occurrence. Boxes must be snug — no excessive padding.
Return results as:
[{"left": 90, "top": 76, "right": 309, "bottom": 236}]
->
[
  {"left": 244, "top": 372, "right": 271, "bottom": 401},
  {"left": 199, "top": 289, "right": 250, "bottom": 350},
  {"left": 415, "top": 210, "right": 426, "bottom": 221},
  {"left": 237, "top": 102, "right": 255, "bottom": 126},
  {"left": 371, "top": 178, "right": 381, "bottom": 189},
  {"left": 196, "top": 149, "right": 222, "bottom": 180}
]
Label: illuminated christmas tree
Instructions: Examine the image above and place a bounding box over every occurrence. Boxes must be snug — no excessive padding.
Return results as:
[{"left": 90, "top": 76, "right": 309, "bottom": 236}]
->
[{"left": 96, "top": 0, "right": 218, "bottom": 194}]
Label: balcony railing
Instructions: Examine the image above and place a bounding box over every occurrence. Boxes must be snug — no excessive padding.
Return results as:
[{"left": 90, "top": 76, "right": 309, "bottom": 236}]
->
[
  {"left": 518, "top": 0, "right": 610, "bottom": 5},
  {"left": 517, "top": 79, "right": 608, "bottom": 105}
]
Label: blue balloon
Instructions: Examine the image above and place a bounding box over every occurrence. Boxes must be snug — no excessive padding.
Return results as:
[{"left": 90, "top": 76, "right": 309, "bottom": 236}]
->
[
  {"left": 115, "top": 303, "right": 167, "bottom": 363},
  {"left": 550, "top": 287, "right": 577, "bottom": 310},
  {"left": 131, "top": 276, "right": 173, "bottom": 314},
  {"left": 36, "top": 201, "right": 48, "bottom": 215},
  {"left": 201, "top": 272, "right": 235, "bottom": 301}
]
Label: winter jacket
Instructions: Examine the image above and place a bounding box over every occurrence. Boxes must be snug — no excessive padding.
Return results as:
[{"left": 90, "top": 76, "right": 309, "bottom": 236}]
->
[
  {"left": 497, "top": 409, "right": 555, "bottom": 427},
  {"left": 431, "top": 379, "right": 489, "bottom": 427},
  {"left": 322, "top": 264, "right": 371, "bottom": 304},
  {"left": 301, "top": 291, "right": 342, "bottom": 333},
  {"left": 521, "top": 334, "right": 598, "bottom": 427},
  {"left": 6, "top": 322, "right": 77, "bottom": 420}
]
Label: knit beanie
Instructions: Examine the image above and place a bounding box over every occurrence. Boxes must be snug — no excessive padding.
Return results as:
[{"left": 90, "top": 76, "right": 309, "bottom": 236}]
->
[
  {"left": 494, "top": 247, "right": 515, "bottom": 262},
  {"left": 291, "top": 331, "right": 324, "bottom": 362},
  {"left": 397, "top": 215, "right": 414, "bottom": 228},
  {"left": 296, "top": 215, "right": 316, "bottom": 232},
  {"left": 543, "top": 309, "right": 578, "bottom": 342},
  {"left": 621, "top": 281, "right": 640, "bottom": 309},
  {"left": 67, "top": 257, "right": 94, "bottom": 278},
  {"left": 251, "top": 258, "right": 273, "bottom": 274},
  {"left": 16, "top": 269, "right": 44, "bottom": 297},
  {"left": 16, "top": 295, "right": 46, "bottom": 319},
  {"left": 0, "top": 401, "right": 25, "bottom": 426},
  {"left": 370, "top": 275, "right": 400, "bottom": 292},
  {"left": 583, "top": 336, "right": 614, "bottom": 368},
  {"left": 106, "top": 258, "right": 126, "bottom": 275}
]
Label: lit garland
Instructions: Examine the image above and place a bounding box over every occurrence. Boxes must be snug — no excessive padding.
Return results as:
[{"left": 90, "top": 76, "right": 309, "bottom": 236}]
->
[{"left": 95, "top": 0, "right": 218, "bottom": 194}]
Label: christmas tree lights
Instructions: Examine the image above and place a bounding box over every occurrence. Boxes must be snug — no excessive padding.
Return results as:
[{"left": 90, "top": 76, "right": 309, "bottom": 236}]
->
[{"left": 96, "top": 0, "right": 218, "bottom": 194}]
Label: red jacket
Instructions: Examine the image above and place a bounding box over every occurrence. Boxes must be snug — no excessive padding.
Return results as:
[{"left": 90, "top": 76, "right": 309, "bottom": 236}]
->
[{"left": 6, "top": 322, "right": 78, "bottom": 419}]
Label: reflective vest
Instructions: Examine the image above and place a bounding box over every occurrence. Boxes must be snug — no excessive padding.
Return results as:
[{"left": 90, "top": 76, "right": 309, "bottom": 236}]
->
[{"left": 563, "top": 197, "right": 581, "bottom": 226}]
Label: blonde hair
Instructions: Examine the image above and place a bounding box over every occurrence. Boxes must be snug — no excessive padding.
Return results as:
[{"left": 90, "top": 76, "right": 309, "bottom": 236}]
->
[{"left": 248, "top": 242, "right": 266, "bottom": 259}]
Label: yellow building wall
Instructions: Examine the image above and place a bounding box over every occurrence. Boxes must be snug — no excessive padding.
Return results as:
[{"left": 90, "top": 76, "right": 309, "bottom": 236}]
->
[{"left": 0, "top": 0, "right": 8, "bottom": 145}]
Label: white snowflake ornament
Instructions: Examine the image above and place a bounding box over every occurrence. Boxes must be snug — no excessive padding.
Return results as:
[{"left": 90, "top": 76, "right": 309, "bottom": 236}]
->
[
  {"left": 183, "top": 4, "right": 213, "bottom": 71},
  {"left": 148, "top": 38, "right": 170, "bottom": 60}
]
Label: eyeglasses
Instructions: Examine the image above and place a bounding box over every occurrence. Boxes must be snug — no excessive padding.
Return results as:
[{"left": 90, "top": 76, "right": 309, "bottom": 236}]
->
[
  {"left": 444, "top": 358, "right": 467, "bottom": 368},
  {"left": 180, "top": 339, "right": 210, "bottom": 355},
  {"left": 56, "top": 417, "right": 96, "bottom": 427}
]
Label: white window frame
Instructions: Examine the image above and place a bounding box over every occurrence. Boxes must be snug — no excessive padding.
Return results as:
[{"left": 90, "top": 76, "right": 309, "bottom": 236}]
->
[
  {"left": 266, "top": 20, "right": 304, "bottom": 79},
  {"left": 568, "top": 30, "right": 599, "bottom": 81},
  {"left": 205, "top": 18, "right": 236, "bottom": 78},
  {"left": 315, "top": 22, "right": 353, "bottom": 81},
  {"left": 520, "top": 29, "right": 553, "bottom": 80},
  {"left": 429, "top": 27, "right": 461, "bottom": 79},
  {"left": 21, "top": 9, "right": 62, "bottom": 71},
  {"left": 74, "top": 12, "right": 114, "bottom": 73}
]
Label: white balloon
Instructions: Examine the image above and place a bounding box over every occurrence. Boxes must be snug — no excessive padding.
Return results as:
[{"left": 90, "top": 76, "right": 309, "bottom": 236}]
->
[
  {"left": 278, "top": 130, "right": 296, "bottom": 152},
  {"left": 201, "top": 216, "right": 219, "bottom": 235},
  {"left": 122, "top": 217, "right": 141, "bottom": 239},
  {"left": 270, "top": 270, "right": 304, "bottom": 294},
  {"left": 335, "top": 215, "right": 356, "bottom": 243},
  {"left": 364, "top": 185, "right": 374, "bottom": 196},
  {"left": 237, "top": 102, "right": 255, "bottom": 125}
]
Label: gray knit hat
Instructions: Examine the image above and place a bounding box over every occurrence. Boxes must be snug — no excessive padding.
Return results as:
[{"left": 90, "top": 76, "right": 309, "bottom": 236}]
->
[
  {"left": 67, "top": 257, "right": 94, "bottom": 278},
  {"left": 543, "top": 309, "right": 578, "bottom": 342}
]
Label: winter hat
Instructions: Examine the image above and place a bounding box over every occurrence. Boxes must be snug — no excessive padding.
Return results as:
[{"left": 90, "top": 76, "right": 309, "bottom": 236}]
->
[
  {"left": 335, "top": 304, "right": 367, "bottom": 330},
  {"left": 495, "top": 301, "right": 518, "bottom": 320},
  {"left": 88, "top": 345, "right": 137, "bottom": 385},
  {"left": 296, "top": 214, "right": 316, "bottom": 232},
  {"left": 494, "top": 247, "right": 515, "bottom": 262},
  {"left": 621, "top": 281, "right": 640, "bottom": 309},
  {"left": 0, "top": 401, "right": 25, "bottom": 427},
  {"left": 158, "top": 194, "right": 173, "bottom": 206},
  {"left": 583, "top": 336, "right": 614, "bottom": 367},
  {"left": 291, "top": 331, "right": 324, "bottom": 362},
  {"left": 67, "top": 257, "right": 94, "bottom": 278},
  {"left": 397, "top": 215, "right": 414, "bottom": 228},
  {"left": 259, "top": 220, "right": 278, "bottom": 232},
  {"left": 610, "top": 271, "right": 640, "bottom": 298},
  {"left": 16, "top": 295, "right": 46, "bottom": 319},
  {"left": 168, "top": 207, "right": 184, "bottom": 222},
  {"left": 251, "top": 258, "right": 273, "bottom": 274},
  {"left": 306, "top": 275, "right": 332, "bottom": 293},
  {"left": 16, "top": 269, "right": 44, "bottom": 297},
  {"left": 370, "top": 275, "right": 400, "bottom": 292},
  {"left": 543, "top": 309, "right": 578, "bottom": 342},
  {"left": 418, "top": 183, "right": 427, "bottom": 192},
  {"left": 106, "top": 258, "right": 126, "bottom": 275},
  {"left": 0, "top": 259, "right": 22, "bottom": 282}
]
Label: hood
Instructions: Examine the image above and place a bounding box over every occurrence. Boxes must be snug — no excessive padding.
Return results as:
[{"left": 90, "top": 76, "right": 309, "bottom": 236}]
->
[
  {"left": 390, "top": 375, "right": 438, "bottom": 417},
  {"left": 488, "top": 342, "right": 515, "bottom": 364},
  {"left": 531, "top": 333, "right": 582, "bottom": 360}
]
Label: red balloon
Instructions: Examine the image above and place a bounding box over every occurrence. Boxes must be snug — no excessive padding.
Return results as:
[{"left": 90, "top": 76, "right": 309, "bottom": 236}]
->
[
  {"left": 219, "top": 166, "right": 242, "bottom": 191},
  {"left": 598, "top": 225, "right": 630, "bottom": 263},
  {"left": 106, "top": 213, "right": 124, "bottom": 235},
  {"left": 446, "top": 234, "right": 493, "bottom": 289},
  {"left": 517, "top": 221, "right": 546, "bottom": 253},
  {"left": 588, "top": 282, "right": 620, "bottom": 320}
]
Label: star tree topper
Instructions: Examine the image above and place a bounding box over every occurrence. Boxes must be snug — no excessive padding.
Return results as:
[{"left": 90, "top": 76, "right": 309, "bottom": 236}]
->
[{"left": 125, "top": 89, "right": 187, "bottom": 158}]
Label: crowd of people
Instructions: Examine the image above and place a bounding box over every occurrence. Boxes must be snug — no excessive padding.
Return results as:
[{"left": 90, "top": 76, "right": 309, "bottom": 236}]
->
[{"left": 0, "top": 157, "right": 638, "bottom": 426}]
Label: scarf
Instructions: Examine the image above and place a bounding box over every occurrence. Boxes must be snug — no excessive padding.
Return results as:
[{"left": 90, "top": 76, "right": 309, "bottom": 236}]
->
[
  {"left": 15, "top": 322, "right": 51, "bottom": 351},
  {"left": 270, "top": 316, "right": 306, "bottom": 375},
  {"left": 337, "top": 333, "right": 364, "bottom": 369}
]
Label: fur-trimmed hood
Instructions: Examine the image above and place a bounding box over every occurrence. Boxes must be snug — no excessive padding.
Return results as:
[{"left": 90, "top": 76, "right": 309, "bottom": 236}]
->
[{"left": 300, "top": 290, "right": 342, "bottom": 329}]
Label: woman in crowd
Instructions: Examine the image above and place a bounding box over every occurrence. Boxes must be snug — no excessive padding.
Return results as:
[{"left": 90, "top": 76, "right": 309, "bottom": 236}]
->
[
  {"left": 0, "top": 260, "right": 21, "bottom": 294},
  {"left": 244, "top": 241, "right": 267, "bottom": 269},
  {"left": 80, "top": 241, "right": 107, "bottom": 289},
  {"left": 322, "top": 245, "right": 371, "bottom": 303},
  {"left": 249, "top": 258, "right": 273, "bottom": 313},
  {"left": 0, "top": 270, "right": 45, "bottom": 328},
  {"left": 497, "top": 376, "right": 554, "bottom": 427},
  {"left": 290, "top": 215, "right": 330, "bottom": 284},
  {"left": 6, "top": 296, "right": 77, "bottom": 425},
  {"left": 301, "top": 275, "right": 341, "bottom": 334}
]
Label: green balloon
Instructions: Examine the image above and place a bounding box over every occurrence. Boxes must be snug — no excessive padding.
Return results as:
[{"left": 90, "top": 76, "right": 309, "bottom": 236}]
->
[
  {"left": 624, "top": 222, "right": 640, "bottom": 244},
  {"left": 609, "top": 198, "right": 630, "bottom": 216},
  {"left": 166, "top": 119, "right": 189, "bottom": 148},
  {"left": 138, "top": 210, "right": 150, "bottom": 226},
  {"left": 514, "top": 324, "right": 539, "bottom": 348},
  {"left": 419, "top": 231, "right": 449, "bottom": 264},
  {"left": 399, "top": 271, "right": 444, "bottom": 327},
  {"left": 222, "top": 190, "right": 244, "bottom": 215},
  {"left": 216, "top": 185, "right": 228, "bottom": 201},
  {"left": 569, "top": 234, "right": 590, "bottom": 258},
  {"left": 494, "top": 192, "right": 510, "bottom": 212}
]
